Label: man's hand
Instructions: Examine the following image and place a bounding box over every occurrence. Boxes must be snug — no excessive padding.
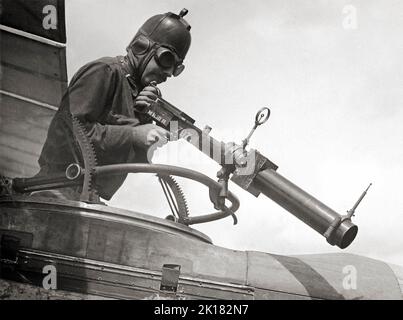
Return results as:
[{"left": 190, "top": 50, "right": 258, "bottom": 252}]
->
[
  {"left": 134, "top": 85, "right": 160, "bottom": 110},
  {"left": 132, "top": 123, "right": 170, "bottom": 149}
]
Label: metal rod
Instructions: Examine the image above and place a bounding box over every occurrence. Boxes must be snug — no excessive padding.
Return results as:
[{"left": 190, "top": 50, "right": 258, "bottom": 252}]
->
[
  {"left": 347, "top": 183, "right": 372, "bottom": 218},
  {"left": 0, "top": 90, "right": 58, "bottom": 111},
  {"left": 0, "top": 25, "right": 66, "bottom": 48},
  {"left": 158, "top": 176, "right": 179, "bottom": 218}
]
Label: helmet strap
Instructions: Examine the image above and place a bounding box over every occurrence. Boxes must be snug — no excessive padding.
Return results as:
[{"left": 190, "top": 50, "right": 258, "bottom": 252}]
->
[
  {"left": 126, "top": 39, "right": 159, "bottom": 87},
  {"left": 137, "top": 43, "right": 158, "bottom": 81}
]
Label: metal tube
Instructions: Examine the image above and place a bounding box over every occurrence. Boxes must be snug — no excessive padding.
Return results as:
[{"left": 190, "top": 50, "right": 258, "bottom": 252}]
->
[{"left": 254, "top": 168, "right": 358, "bottom": 249}]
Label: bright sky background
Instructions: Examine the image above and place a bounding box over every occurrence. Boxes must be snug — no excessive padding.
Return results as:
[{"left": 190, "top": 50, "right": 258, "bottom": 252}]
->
[{"left": 65, "top": 0, "right": 403, "bottom": 266}]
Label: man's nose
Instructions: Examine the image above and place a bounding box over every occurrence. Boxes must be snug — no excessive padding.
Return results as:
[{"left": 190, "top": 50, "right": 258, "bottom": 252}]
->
[{"left": 163, "top": 68, "right": 174, "bottom": 77}]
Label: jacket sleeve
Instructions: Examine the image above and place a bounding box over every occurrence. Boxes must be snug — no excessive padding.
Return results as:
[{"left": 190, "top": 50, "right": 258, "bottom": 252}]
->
[{"left": 61, "top": 61, "right": 137, "bottom": 163}]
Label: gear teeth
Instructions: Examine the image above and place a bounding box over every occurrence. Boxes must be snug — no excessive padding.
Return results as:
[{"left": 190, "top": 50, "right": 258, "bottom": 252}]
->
[
  {"left": 57, "top": 109, "right": 98, "bottom": 202},
  {"left": 158, "top": 174, "right": 189, "bottom": 221},
  {"left": 181, "top": 190, "right": 189, "bottom": 214},
  {"left": 176, "top": 182, "right": 189, "bottom": 214},
  {"left": 67, "top": 112, "right": 99, "bottom": 203}
]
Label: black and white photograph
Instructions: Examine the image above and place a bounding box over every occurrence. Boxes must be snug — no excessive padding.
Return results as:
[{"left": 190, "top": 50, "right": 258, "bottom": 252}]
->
[{"left": 0, "top": 0, "right": 402, "bottom": 304}]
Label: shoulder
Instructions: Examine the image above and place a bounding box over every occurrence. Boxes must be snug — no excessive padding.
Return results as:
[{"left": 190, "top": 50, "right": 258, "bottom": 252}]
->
[
  {"left": 93, "top": 56, "right": 122, "bottom": 71},
  {"left": 73, "top": 56, "right": 122, "bottom": 80}
]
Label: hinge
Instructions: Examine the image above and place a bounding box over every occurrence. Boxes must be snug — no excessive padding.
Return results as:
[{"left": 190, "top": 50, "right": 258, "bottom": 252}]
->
[
  {"left": 0, "top": 235, "right": 20, "bottom": 264},
  {"left": 160, "top": 264, "right": 181, "bottom": 292},
  {"left": 0, "top": 230, "right": 33, "bottom": 265}
]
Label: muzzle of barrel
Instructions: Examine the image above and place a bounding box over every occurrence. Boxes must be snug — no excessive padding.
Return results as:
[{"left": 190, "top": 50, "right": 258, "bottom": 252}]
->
[{"left": 254, "top": 169, "right": 358, "bottom": 249}]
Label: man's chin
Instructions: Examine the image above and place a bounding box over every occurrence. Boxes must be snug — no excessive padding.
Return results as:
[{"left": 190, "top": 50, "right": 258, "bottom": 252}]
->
[
  {"left": 142, "top": 74, "right": 167, "bottom": 86},
  {"left": 153, "top": 77, "right": 167, "bottom": 84}
]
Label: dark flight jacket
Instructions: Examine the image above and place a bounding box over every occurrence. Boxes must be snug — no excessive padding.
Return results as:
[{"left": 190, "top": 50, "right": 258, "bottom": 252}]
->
[{"left": 38, "top": 56, "right": 150, "bottom": 200}]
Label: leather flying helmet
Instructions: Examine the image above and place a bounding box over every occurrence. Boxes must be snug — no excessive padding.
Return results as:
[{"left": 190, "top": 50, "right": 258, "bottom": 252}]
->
[{"left": 127, "top": 9, "right": 191, "bottom": 78}]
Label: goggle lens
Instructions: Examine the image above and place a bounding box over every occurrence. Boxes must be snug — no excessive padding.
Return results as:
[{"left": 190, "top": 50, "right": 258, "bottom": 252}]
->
[
  {"left": 156, "top": 48, "right": 185, "bottom": 77},
  {"left": 157, "top": 50, "right": 176, "bottom": 68},
  {"left": 173, "top": 64, "right": 185, "bottom": 77}
]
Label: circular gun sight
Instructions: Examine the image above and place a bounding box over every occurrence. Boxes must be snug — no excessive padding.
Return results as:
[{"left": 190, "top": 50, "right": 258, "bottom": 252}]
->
[
  {"left": 242, "top": 107, "right": 271, "bottom": 149},
  {"left": 255, "top": 107, "right": 270, "bottom": 126}
]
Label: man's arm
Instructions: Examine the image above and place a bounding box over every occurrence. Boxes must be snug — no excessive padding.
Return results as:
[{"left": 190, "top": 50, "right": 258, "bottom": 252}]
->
[
  {"left": 61, "top": 61, "right": 135, "bottom": 158},
  {"left": 61, "top": 61, "right": 169, "bottom": 160}
]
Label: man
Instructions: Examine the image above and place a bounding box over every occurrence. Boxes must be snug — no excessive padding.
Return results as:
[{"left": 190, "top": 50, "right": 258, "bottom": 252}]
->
[{"left": 36, "top": 9, "right": 191, "bottom": 201}]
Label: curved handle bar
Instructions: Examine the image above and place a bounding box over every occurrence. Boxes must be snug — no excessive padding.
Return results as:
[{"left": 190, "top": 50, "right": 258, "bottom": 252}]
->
[{"left": 94, "top": 164, "right": 240, "bottom": 225}]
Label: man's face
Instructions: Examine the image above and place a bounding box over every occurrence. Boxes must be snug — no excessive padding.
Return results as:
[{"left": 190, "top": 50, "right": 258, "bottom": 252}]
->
[
  {"left": 140, "top": 47, "right": 185, "bottom": 86},
  {"left": 140, "top": 56, "right": 173, "bottom": 86}
]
